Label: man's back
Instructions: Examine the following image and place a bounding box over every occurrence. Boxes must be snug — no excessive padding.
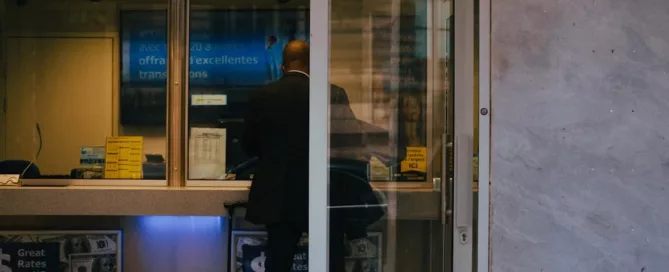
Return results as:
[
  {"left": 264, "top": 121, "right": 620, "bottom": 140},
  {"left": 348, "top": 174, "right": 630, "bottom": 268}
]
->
[
  {"left": 245, "top": 40, "right": 367, "bottom": 272},
  {"left": 244, "top": 71, "right": 310, "bottom": 224}
]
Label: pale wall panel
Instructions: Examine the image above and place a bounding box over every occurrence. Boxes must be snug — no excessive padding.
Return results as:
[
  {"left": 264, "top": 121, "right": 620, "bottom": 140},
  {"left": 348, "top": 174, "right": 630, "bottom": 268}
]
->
[{"left": 491, "top": 0, "right": 669, "bottom": 271}]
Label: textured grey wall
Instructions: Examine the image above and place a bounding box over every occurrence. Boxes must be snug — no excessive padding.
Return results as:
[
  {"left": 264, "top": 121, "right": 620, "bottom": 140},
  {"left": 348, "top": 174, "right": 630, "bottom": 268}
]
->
[{"left": 491, "top": 0, "right": 669, "bottom": 271}]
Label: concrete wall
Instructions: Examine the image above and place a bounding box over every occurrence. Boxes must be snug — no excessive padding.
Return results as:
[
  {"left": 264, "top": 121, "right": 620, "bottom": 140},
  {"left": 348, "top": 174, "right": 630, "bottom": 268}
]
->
[{"left": 491, "top": 0, "right": 669, "bottom": 271}]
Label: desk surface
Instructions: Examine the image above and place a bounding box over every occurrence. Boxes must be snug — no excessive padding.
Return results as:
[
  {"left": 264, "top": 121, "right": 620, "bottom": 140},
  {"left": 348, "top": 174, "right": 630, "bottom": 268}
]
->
[{"left": 0, "top": 186, "right": 441, "bottom": 219}]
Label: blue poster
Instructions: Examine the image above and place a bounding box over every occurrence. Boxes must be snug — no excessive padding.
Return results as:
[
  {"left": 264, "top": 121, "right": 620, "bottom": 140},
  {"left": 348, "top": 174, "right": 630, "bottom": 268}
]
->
[
  {"left": 0, "top": 232, "right": 121, "bottom": 272},
  {"left": 121, "top": 10, "right": 310, "bottom": 86}
]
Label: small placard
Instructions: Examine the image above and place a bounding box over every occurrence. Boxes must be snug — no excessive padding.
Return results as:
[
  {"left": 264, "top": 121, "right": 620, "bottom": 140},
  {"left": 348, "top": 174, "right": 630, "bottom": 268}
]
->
[
  {"left": 80, "top": 146, "right": 106, "bottom": 166},
  {"left": 399, "top": 146, "right": 427, "bottom": 181},
  {"left": 191, "top": 94, "right": 227, "bottom": 106}
]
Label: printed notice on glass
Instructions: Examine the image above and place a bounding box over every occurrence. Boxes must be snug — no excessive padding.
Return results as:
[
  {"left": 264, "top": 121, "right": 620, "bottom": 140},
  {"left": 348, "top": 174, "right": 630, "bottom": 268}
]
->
[
  {"left": 104, "top": 136, "right": 143, "bottom": 179},
  {"left": 399, "top": 146, "right": 427, "bottom": 181},
  {"left": 189, "top": 127, "right": 227, "bottom": 180}
]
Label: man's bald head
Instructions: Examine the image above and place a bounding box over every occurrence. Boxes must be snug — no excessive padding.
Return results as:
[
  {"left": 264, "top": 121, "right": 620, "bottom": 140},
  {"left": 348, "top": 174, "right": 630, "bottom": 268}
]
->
[{"left": 282, "top": 40, "right": 310, "bottom": 73}]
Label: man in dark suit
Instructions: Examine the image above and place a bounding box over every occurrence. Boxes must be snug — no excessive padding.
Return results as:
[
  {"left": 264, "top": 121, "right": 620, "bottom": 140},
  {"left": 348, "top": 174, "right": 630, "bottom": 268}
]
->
[
  {"left": 244, "top": 40, "right": 312, "bottom": 233},
  {"left": 244, "top": 40, "right": 383, "bottom": 272},
  {"left": 243, "top": 40, "right": 330, "bottom": 272}
]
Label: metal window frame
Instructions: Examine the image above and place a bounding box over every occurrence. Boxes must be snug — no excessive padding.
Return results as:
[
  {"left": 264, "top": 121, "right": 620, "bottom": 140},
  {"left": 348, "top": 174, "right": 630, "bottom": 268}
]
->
[
  {"left": 477, "top": 0, "right": 491, "bottom": 270},
  {"left": 446, "top": 0, "right": 492, "bottom": 270},
  {"left": 166, "top": 0, "right": 189, "bottom": 187},
  {"left": 308, "top": 0, "right": 330, "bottom": 272},
  {"left": 2, "top": 4, "right": 172, "bottom": 187}
]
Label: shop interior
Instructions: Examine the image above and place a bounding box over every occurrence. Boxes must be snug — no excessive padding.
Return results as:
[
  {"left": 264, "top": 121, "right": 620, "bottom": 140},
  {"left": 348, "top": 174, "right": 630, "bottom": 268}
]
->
[
  {"left": 0, "top": 0, "right": 466, "bottom": 271},
  {"left": 0, "top": 0, "right": 439, "bottom": 184}
]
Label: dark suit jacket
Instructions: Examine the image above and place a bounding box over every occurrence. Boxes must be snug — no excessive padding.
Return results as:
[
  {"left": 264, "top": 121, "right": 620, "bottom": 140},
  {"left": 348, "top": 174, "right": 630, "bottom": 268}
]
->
[
  {"left": 243, "top": 71, "right": 309, "bottom": 225},
  {"left": 243, "top": 71, "right": 370, "bottom": 225}
]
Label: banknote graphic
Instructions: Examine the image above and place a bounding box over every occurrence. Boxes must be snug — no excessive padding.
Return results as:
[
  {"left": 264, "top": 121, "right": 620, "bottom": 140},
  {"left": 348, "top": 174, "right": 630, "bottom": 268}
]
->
[
  {"left": 231, "top": 231, "right": 382, "bottom": 272},
  {"left": 0, "top": 248, "right": 11, "bottom": 272},
  {"left": 70, "top": 253, "right": 117, "bottom": 272}
]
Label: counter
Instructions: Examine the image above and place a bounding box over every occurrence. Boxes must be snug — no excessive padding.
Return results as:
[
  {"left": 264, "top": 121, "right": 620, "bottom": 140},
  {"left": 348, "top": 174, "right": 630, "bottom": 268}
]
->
[{"left": 0, "top": 186, "right": 441, "bottom": 219}]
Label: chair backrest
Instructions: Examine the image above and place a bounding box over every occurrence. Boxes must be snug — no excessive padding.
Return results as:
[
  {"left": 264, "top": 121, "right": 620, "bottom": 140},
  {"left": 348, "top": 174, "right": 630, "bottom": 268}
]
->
[{"left": 0, "top": 160, "right": 41, "bottom": 178}]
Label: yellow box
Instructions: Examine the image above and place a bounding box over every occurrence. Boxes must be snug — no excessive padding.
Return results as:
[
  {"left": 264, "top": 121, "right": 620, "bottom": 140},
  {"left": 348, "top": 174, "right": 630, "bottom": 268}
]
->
[{"left": 104, "top": 136, "right": 143, "bottom": 179}]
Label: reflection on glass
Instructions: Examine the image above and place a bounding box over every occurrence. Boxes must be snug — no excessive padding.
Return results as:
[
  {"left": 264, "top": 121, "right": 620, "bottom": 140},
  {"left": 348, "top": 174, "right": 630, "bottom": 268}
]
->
[
  {"left": 1, "top": 0, "right": 167, "bottom": 180},
  {"left": 368, "top": 13, "right": 429, "bottom": 182},
  {"left": 186, "top": 4, "right": 310, "bottom": 181},
  {"left": 328, "top": 0, "right": 452, "bottom": 271}
]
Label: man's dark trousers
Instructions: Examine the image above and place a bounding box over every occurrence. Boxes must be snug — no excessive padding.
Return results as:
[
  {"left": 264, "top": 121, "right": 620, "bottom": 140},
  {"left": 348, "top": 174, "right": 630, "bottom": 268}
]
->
[{"left": 265, "top": 219, "right": 346, "bottom": 272}]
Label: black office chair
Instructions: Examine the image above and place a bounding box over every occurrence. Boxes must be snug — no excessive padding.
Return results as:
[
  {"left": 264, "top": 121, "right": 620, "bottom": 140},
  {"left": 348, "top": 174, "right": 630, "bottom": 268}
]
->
[
  {"left": 0, "top": 160, "right": 41, "bottom": 178},
  {"left": 0, "top": 160, "right": 42, "bottom": 178}
]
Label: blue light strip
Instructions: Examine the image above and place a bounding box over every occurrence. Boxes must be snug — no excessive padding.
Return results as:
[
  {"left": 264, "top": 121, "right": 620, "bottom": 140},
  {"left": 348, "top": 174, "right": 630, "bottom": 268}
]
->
[
  {"left": 137, "top": 216, "right": 225, "bottom": 233},
  {"left": 132, "top": 216, "right": 228, "bottom": 270}
]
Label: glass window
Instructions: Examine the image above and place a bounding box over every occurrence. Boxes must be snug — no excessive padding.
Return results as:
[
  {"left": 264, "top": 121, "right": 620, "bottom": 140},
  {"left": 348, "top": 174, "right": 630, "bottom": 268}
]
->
[
  {"left": 329, "top": 0, "right": 436, "bottom": 184},
  {"left": 1, "top": 0, "right": 168, "bottom": 182},
  {"left": 186, "top": 0, "right": 310, "bottom": 182},
  {"left": 326, "top": 0, "right": 454, "bottom": 271}
]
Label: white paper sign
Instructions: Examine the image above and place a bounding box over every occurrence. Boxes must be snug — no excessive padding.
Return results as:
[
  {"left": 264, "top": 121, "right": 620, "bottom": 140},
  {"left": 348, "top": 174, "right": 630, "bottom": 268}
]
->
[
  {"left": 191, "top": 94, "right": 228, "bottom": 106},
  {"left": 189, "top": 127, "right": 227, "bottom": 179}
]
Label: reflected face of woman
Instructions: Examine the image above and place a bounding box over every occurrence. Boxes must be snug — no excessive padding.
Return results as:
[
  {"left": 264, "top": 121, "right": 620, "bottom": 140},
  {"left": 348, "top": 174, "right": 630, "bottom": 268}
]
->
[{"left": 402, "top": 96, "right": 420, "bottom": 121}]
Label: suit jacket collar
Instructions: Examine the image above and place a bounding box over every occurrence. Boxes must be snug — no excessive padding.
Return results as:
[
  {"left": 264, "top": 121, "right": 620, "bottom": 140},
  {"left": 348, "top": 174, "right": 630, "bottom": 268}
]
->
[{"left": 284, "top": 70, "right": 310, "bottom": 79}]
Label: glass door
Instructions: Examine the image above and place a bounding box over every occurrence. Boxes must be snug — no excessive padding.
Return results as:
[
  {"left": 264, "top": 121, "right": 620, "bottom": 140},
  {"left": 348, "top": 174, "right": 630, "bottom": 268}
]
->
[
  {"left": 451, "top": 0, "right": 477, "bottom": 269},
  {"left": 308, "top": 0, "right": 477, "bottom": 269}
]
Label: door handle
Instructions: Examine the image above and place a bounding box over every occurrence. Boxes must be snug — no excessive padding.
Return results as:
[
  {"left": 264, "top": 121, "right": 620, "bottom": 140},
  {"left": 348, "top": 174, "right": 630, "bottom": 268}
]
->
[
  {"left": 441, "top": 134, "right": 452, "bottom": 225},
  {"left": 454, "top": 134, "right": 473, "bottom": 229}
]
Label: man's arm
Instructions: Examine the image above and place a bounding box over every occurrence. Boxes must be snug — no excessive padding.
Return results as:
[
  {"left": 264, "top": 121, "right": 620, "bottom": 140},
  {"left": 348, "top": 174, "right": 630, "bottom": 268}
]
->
[
  {"left": 330, "top": 85, "right": 358, "bottom": 124},
  {"left": 332, "top": 90, "right": 407, "bottom": 167},
  {"left": 330, "top": 85, "right": 368, "bottom": 161},
  {"left": 243, "top": 88, "right": 262, "bottom": 157}
]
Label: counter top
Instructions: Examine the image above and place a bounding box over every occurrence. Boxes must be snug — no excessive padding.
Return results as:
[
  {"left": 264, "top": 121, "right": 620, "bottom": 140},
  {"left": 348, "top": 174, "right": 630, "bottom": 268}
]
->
[
  {"left": 0, "top": 186, "right": 249, "bottom": 216},
  {"left": 0, "top": 186, "right": 441, "bottom": 219}
]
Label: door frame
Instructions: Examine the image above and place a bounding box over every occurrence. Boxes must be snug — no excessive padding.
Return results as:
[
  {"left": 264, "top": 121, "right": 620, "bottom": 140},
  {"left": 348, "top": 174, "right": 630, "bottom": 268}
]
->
[
  {"left": 0, "top": 2, "right": 5, "bottom": 160},
  {"left": 452, "top": 0, "right": 475, "bottom": 269},
  {"left": 477, "top": 0, "right": 492, "bottom": 270},
  {"left": 452, "top": 0, "right": 492, "bottom": 270},
  {"left": 307, "top": 0, "right": 329, "bottom": 271}
]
